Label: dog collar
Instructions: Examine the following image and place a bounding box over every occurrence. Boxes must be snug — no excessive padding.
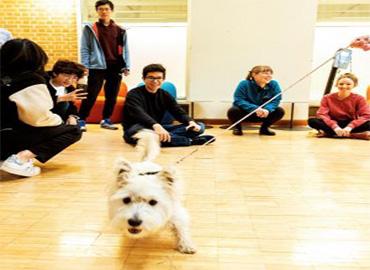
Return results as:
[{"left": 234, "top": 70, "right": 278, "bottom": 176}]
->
[{"left": 138, "top": 171, "right": 160, "bottom": 176}]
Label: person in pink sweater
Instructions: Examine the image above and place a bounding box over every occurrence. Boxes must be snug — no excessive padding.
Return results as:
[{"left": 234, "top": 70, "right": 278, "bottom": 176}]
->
[{"left": 308, "top": 73, "right": 370, "bottom": 140}]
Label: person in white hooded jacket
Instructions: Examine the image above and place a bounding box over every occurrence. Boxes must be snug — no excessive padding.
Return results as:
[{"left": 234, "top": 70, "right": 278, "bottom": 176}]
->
[{"left": 0, "top": 39, "right": 82, "bottom": 177}]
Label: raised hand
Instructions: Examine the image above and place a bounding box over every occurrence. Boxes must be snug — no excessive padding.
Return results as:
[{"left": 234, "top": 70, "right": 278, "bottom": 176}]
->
[{"left": 59, "top": 89, "right": 88, "bottom": 102}]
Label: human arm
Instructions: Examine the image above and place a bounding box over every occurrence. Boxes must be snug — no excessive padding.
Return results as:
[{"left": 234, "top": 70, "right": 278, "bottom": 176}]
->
[
  {"left": 9, "top": 84, "right": 62, "bottom": 127},
  {"left": 57, "top": 89, "right": 87, "bottom": 102},
  {"left": 80, "top": 26, "right": 91, "bottom": 68},
  {"left": 316, "top": 95, "right": 339, "bottom": 130},
  {"left": 263, "top": 80, "right": 282, "bottom": 112},
  {"left": 346, "top": 96, "right": 370, "bottom": 129},
  {"left": 152, "top": 123, "right": 171, "bottom": 142},
  {"left": 121, "top": 31, "right": 130, "bottom": 75},
  {"left": 165, "top": 93, "right": 192, "bottom": 124},
  {"left": 233, "top": 81, "right": 259, "bottom": 112},
  {"left": 186, "top": 121, "right": 201, "bottom": 132}
]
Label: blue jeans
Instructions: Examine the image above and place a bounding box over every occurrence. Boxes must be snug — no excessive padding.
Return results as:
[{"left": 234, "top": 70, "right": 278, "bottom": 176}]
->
[{"left": 123, "top": 122, "right": 205, "bottom": 147}]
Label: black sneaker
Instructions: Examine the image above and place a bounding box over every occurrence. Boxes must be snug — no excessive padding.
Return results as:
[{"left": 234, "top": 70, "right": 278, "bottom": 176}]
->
[
  {"left": 232, "top": 129, "right": 243, "bottom": 136},
  {"left": 259, "top": 127, "right": 276, "bottom": 136},
  {"left": 191, "top": 135, "right": 215, "bottom": 145}
]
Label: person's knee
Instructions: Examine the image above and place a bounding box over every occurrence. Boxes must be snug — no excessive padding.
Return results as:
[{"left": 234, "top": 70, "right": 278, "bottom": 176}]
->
[
  {"left": 123, "top": 135, "right": 137, "bottom": 145},
  {"left": 227, "top": 106, "right": 243, "bottom": 121},
  {"left": 307, "top": 118, "right": 315, "bottom": 126},
  {"left": 364, "top": 121, "right": 370, "bottom": 131},
  {"left": 71, "top": 126, "right": 82, "bottom": 143},
  {"left": 308, "top": 118, "right": 319, "bottom": 128},
  {"left": 197, "top": 122, "right": 205, "bottom": 133},
  {"left": 275, "top": 107, "right": 285, "bottom": 118}
]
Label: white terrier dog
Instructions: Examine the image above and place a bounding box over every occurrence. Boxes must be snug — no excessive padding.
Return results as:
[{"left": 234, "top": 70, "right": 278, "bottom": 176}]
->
[{"left": 108, "top": 130, "right": 196, "bottom": 254}]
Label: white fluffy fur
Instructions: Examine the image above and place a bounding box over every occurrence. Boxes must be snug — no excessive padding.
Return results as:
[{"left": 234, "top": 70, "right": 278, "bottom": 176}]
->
[{"left": 108, "top": 129, "right": 196, "bottom": 254}]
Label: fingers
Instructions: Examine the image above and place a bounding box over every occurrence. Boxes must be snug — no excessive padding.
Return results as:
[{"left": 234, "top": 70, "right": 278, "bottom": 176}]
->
[
  {"left": 159, "top": 132, "right": 171, "bottom": 142},
  {"left": 66, "top": 89, "right": 88, "bottom": 101},
  {"left": 74, "top": 88, "right": 87, "bottom": 93}
]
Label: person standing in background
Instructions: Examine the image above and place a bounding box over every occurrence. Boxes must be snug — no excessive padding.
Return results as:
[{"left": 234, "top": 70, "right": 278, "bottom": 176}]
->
[{"left": 79, "top": 0, "right": 130, "bottom": 131}]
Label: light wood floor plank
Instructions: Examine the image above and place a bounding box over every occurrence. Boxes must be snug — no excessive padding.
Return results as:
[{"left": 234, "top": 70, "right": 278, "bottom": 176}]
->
[{"left": 1, "top": 125, "right": 369, "bottom": 269}]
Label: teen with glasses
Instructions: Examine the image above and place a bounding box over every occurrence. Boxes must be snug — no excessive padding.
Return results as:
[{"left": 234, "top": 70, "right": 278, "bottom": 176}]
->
[{"left": 122, "top": 64, "right": 215, "bottom": 147}]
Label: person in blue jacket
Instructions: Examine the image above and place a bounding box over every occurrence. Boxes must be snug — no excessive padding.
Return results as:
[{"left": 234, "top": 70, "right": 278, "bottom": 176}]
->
[
  {"left": 79, "top": 0, "right": 130, "bottom": 131},
  {"left": 227, "top": 65, "right": 285, "bottom": 136}
]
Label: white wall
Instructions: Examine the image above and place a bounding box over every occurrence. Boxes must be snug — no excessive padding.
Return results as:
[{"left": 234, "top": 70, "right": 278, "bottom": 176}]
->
[
  {"left": 311, "top": 23, "right": 370, "bottom": 102},
  {"left": 122, "top": 23, "right": 187, "bottom": 97},
  {"left": 187, "top": 0, "right": 318, "bottom": 119}
]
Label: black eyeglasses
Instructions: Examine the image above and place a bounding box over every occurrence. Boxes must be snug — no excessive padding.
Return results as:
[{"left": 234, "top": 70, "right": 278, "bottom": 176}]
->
[{"left": 145, "top": 76, "right": 163, "bottom": 82}]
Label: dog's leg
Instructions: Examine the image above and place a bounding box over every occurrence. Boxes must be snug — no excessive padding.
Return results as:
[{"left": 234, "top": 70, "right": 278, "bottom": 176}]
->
[{"left": 171, "top": 204, "right": 196, "bottom": 254}]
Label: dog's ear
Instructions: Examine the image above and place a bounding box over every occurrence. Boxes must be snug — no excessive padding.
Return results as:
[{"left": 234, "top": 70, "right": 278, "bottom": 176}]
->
[{"left": 115, "top": 158, "right": 132, "bottom": 187}]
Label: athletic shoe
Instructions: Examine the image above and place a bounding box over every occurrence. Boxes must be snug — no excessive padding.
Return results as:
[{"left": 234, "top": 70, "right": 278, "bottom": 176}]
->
[
  {"left": 0, "top": 154, "right": 40, "bottom": 177},
  {"left": 100, "top": 119, "right": 118, "bottom": 130},
  {"left": 78, "top": 120, "right": 87, "bottom": 132}
]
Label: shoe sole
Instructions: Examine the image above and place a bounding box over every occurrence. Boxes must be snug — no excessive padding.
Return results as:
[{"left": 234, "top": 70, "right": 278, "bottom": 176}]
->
[{"left": 0, "top": 164, "right": 40, "bottom": 177}]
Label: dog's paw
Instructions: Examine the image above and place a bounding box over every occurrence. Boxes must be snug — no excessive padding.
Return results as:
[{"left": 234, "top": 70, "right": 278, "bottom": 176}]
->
[{"left": 177, "top": 243, "right": 197, "bottom": 254}]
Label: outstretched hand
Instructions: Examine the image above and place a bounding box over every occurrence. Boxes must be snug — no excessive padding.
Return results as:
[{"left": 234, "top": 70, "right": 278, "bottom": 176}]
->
[{"left": 59, "top": 89, "right": 88, "bottom": 102}]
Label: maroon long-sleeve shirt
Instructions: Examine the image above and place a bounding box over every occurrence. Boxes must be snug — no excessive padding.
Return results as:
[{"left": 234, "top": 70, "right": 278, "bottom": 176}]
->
[{"left": 317, "top": 92, "right": 370, "bottom": 129}]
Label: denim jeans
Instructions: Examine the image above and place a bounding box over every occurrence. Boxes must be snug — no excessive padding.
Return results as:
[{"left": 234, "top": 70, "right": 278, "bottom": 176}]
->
[{"left": 123, "top": 122, "right": 205, "bottom": 147}]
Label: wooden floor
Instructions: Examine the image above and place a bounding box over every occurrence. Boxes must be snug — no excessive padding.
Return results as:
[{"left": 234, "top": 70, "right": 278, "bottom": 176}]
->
[{"left": 1, "top": 125, "right": 370, "bottom": 270}]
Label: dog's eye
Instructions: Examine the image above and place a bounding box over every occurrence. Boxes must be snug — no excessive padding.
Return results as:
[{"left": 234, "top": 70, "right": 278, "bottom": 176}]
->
[
  {"left": 148, "top": 199, "right": 157, "bottom": 206},
  {"left": 122, "top": 197, "right": 131, "bottom": 204}
]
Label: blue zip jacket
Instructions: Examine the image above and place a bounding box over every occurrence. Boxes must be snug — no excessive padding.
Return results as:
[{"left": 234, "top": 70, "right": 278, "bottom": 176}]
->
[
  {"left": 233, "top": 79, "right": 282, "bottom": 113},
  {"left": 80, "top": 22, "right": 130, "bottom": 70}
]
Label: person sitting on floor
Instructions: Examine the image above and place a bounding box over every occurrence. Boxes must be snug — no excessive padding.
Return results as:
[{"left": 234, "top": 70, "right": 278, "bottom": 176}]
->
[
  {"left": 308, "top": 73, "right": 370, "bottom": 140},
  {"left": 227, "top": 65, "right": 285, "bottom": 136},
  {"left": 46, "top": 60, "right": 87, "bottom": 125},
  {"left": 0, "top": 39, "right": 82, "bottom": 177},
  {"left": 122, "top": 64, "right": 215, "bottom": 147}
]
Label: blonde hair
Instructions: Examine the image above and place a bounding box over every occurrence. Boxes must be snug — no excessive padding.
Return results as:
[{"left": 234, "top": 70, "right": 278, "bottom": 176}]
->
[
  {"left": 336, "top": 72, "right": 358, "bottom": 87},
  {"left": 246, "top": 65, "right": 273, "bottom": 80}
]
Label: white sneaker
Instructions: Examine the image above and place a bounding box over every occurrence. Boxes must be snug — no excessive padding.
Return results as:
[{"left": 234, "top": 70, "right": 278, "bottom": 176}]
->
[{"left": 0, "top": 155, "right": 41, "bottom": 177}]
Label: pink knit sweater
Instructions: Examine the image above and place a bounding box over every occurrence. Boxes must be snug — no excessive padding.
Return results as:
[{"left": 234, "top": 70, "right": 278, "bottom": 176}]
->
[{"left": 317, "top": 92, "right": 370, "bottom": 129}]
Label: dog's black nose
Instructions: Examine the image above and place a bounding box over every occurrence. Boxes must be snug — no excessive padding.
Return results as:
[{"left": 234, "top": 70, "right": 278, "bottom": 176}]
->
[{"left": 128, "top": 218, "right": 142, "bottom": 227}]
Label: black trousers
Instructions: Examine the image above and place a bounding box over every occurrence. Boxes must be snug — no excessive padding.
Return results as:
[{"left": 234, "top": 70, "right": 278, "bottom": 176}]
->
[
  {"left": 227, "top": 106, "right": 285, "bottom": 130},
  {"left": 79, "top": 65, "right": 122, "bottom": 120},
  {"left": 308, "top": 118, "right": 370, "bottom": 136},
  {"left": 0, "top": 125, "right": 82, "bottom": 163}
]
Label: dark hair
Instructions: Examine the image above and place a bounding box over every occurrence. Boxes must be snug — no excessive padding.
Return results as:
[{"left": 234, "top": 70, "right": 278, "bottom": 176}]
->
[
  {"left": 142, "top": 64, "right": 166, "bottom": 80},
  {"left": 336, "top": 72, "right": 358, "bottom": 87},
  {"left": 52, "top": 60, "right": 86, "bottom": 79},
  {"left": 246, "top": 65, "right": 273, "bottom": 80},
  {"left": 95, "top": 0, "right": 114, "bottom": 11},
  {"left": 0, "top": 38, "right": 48, "bottom": 77}
]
